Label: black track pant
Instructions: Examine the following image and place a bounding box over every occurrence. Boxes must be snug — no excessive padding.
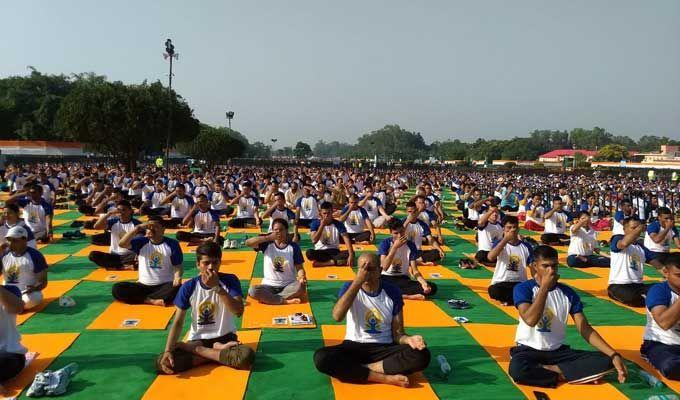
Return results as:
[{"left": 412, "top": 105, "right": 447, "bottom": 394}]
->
[
  {"left": 147, "top": 217, "right": 183, "bottom": 229},
  {"left": 140, "top": 205, "right": 170, "bottom": 217},
  {"left": 160, "top": 332, "right": 255, "bottom": 374},
  {"left": 384, "top": 203, "right": 397, "bottom": 215},
  {"left": 509, "top": 344, "right": 612, "bottom": 388},
  {"left": 641, "top": 340, "right": 680, "bottom": 380},
  {"left": 305, "top": 248, "right": 348, "bottom": 263},
  {"left": 229, "top": 217, "right": 256, "bottom": 228},
  {"left": 488, "top": 281, "right": 520, "bottom": 305},
  {"left": 89, "top": 251, "right": 135, "bottom": 269},
  {"left": 91, "top": 232, "right": 111, "bottom": 246},
  {"left": 420, "top": 249, "right": 441, "bottom": 263},
  {"left": 475, "top": 250, "right": 494, "bottom": 266},
  {"left": 381, "top": 275, "right": 438, "bottom": 297},
  {"left": 607, "top": 283, "right": 652, "bottom": 307},
  {"left": 112, "top": 281, "right": 178, "bottom": 305},
  {"left": 347, "top": 231, "right": 371, "bottom": 243},
  {"left": 0, "top": 352, "right": 25, "bottom": 383},
  {"left": 314, "top": 340, "right": 431, "bottom": 383},
  {"left": 540, "top": 233, "right": 570, "bottom": 245}
]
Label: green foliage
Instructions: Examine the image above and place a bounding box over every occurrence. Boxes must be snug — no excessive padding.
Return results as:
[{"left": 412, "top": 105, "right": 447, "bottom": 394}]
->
[
  {"left": 293, "top": 141, "right": 313, "bottom": 159},
  {"left": 313, "top": 140, "right": 355, "bottom": 158},
  {"left": 246, "top": 141, "right": 271, "bottom": 159},
  {"left": 355, "top": 125, "right": 428, "bottom": 160},
  {"left": 57, "top": 79, "right": 199, "bottom": 169},
  {"left": 637, "top": 135, "right": 680, "bottom": 152},
  {"left": 176, "top": 124, "right": 246, "bottom": 165},
  {"left": 594, "top": 144, "right": 629, "bottom": 161}
]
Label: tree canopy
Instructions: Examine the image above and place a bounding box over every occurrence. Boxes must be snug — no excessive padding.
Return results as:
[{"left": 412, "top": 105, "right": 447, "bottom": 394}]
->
[{"left": 176, "top": 124, "right": 246, "bottom": 166}]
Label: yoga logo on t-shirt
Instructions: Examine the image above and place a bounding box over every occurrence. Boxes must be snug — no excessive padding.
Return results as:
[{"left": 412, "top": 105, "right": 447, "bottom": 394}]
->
[
  {"left": 349, "top": 213, "right": 360, "bottom": 226},
  {"left": 364, "top": 308, "right": 384, "bottom": 334},
  {"left": 28, "top": 209, "right": 39, "bottom": 224},
  {"left": 198, "top": 300, "right": 216, "bottom": 325},
  {"left": 273, "top": 256, "right": 287, "bottom": 273},
  {"left": 537, "top": 307, "right": 555, "bottom": 333},
  {"left": 149, "top": 251, "right": 164, "bottom": 269},
  {"left": 303, "top": 198, "right": 312, "bottom": 212},
  {"left": 321, "top": 228, "right": 331, "bottom": 245},
  {"left": 5, "top": 263, "right": 19, "bottom": 283},
  {"left": 508, "top": 255, "right": 520, "bottom": 272},
  {"left": 630, "top": 254, "right": 640, "bottom": 271},
  {"left": 391, "top": 259, "right": 402, "bottom": 274}
]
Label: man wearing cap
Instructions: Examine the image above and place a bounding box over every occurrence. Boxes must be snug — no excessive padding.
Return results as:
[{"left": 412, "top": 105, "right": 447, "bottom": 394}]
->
[{"left": 0, "top": 226, "right": 48, "bottom": 310}]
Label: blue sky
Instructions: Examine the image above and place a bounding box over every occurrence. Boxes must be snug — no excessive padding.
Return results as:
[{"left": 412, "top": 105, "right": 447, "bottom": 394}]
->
[{"left": 2, "top": 1, "right": 678, "bottom": 146}]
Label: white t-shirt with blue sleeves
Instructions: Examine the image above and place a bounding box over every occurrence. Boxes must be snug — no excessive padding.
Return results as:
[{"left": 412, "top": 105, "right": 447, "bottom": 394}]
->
[
  {"left": 171, "top": 195, "right": 194, "bottom": 219},
  {"left": 644, "top": 281, "right": 680, "bottom": 345},
  {"left": 130, "top": 237, "right": 183, "bottom": 285},
  {"left": 17, "top": 197, "right": 53, "bottom": 235},
  {"left": 1, "top": 248, "right": 48, "bottom": 292},
  {"left": 188, "top": 209, "right": 220, "bottom": 234},
  {"left": 266, "top": 207, "right": 296, "bottom": 233},
  {"left": 361, "top": 196, "right": 383, "bottom": 221},
  {"left": 340, "top": 206, "right": 369, "bottom": 234},
  {"left": 174, "top": 274, "right": 242, "bottom": 340},
  {"left": 338, "top": 281, "right": 403, "bottom": 344},
  {"left": 107, "top": 217, "right": 142, "bottom": 255},
  {"left": 544, "top": 209, "right": 572, "bottom": 234},
  {"left": 378, "top": 238, "right": 418, "bottom": 276},
  {"left": 491, "top": 240, "right": 532, "bottom": 284},
  {"left": 257, "top": 241, "right": 304, "bottom": 287},
  {"left": 513, "top": 280, "right": 584, "bottom": 351},
  {"left": 296, "top": 196, "right": 319, "bottom": 220},
  {"left": 644, "top": 221, "right": 678, "bottom": 253},
  {"left": 609, "top": 235, "right": 653, "bottom": 284},
  {"left": 236, "top": 195, "right": 259, "bottom": 219},
  {"left": 310, "top": 219, "right": 347, "bottom": 250},
  {"left": 404, "top": 220, "right": 431, "bottom": 249}
]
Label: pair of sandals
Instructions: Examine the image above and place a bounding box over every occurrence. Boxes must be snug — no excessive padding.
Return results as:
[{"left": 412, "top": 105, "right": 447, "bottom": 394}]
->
[
  {"left": 458, "top": 259, "right": 476, "bottom": 269},
  {"left": 62, "top": 230, "right": 85, "bottom": 240},
  {"left": 447, "top": 298, "right": 471, "bottom": 310}
]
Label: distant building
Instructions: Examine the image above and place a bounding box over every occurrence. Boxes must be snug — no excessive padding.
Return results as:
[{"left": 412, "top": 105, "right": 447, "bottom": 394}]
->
[
  {"left": 538, "top": 149, "right": 598, "bottom": 163},
  {"left": 635, "top": 145, "right": 680, "bottom": 163},
  {"left": 0, "top": 140, "right": 84, "bottom": 156}
]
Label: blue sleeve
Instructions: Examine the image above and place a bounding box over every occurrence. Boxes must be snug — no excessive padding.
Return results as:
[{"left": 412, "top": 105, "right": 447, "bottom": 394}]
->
[
  {"left": 291, "top": 243, "right": 304, "bottom": 265},
  {"left": 359, "top": 208, "right": 368, "bottom": 219},
  {"left": 131, "top": 219, "right": 142, "bottom": 226},
  {"left": 106, "top": 218, "right": 120, "bottom": 230},
  {"left": 375, "top": 198, "right": 383, "bottom": 207},
  {"left": 310, "top": 219, "right": 320, "bottom": 232},
  {"left": 522, "top": 242, "right": 534, "bottom": 264},
  {"left": 2, "top": 285, "right": 21, "bottom": 299},
  {"left": 407, "top": 241, "right": 418, "bottom": 261},
  {"left": 560, "top": 284, "right": 584, "bottom": 315},
  {"left": 334, "top": 221, "right": 347, "bottom": 234},
  {"left": 614, "top": 211, "right": 625, "bottom": 223},
  {"left": 647, "top": 221, "right": 661, "bottom": 234},
  {"left": 646, "top": 283, "right": 671, "bottom": 310},
  {"left": 256, "top": 241, "right": 270, "bottom": 253},
  {"left": 383, "top": 282, "right": 404, "bottom": 316},
  {"left": 186, "top": 196, "right": 194, "bottom": 206},
  {"left": 220, "top": 274, "right": 243, "bottom": 298},
  {"left": 17, "top": 198, "right": 29, "bottom": 207},
  {"left": 28, "top": 248, "right": 48, "bottom": 273},
  {"left": 130, "top": 237, "right": 149, "bottom": 255},
  {"left": 252, "top": 196, "right": 260, "bottom": 207},
  {"left": 377, "top": 239, "right": 391, "bottom": 256},
  {"left": 286, "top": 209, "right": 296, "bottom": 220},
  {"left": 209, "top": 211, "right": 220, "bottom": 222},
  {"left": 340, "top": 205, "right": 348, "bottom": 214},
  {"left": 610, "top": 235, "right": 624, "bottom": 253},
  {"left": 295, "top": 197, "right": 302, "bottom": 208},
  {"left": 167, "top": 238, "right": 183, "bottom": 265},
  {"left": 420, "top": 221, "right": 432, "bottom": 237},
  {"left": 642, "top": 245, "right": 656, "bottom": 263},
  {"left": 565, "top": 212, "right": 573, "bottom": 223},
  {"left": 337, "top": 282, "right": 352, "bottom": 298},
  {"left": 513, "top": 281, "right": 534, "bottom": 308},
  {"left": 41, "top": 200, "right": 53, "bottom": 216},
  {"left": 174, "top": 279, "right": 196, "bottom": 310}
]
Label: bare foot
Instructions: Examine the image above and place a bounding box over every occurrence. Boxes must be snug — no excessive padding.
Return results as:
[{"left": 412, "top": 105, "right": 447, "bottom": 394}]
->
[
  {"left": 213, "top": 341, "right": 239, "bottom": 350},
  {"left": 284, "top": 298, "right": 302, "bottom": 304},
  {"left": 403, "top": 294, "right": 426, "bottom": 300},
  {"left": 145, "top": 298, "right": 165, "bottom": 306},
  {"left": 380, "top": 374, "right": 410, "bottom": 387}
]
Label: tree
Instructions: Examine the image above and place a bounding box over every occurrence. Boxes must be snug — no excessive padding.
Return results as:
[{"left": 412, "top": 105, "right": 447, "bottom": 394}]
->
[
  {"left": 637, "top": 135, "right": 680, "bottom": 152},
  {"left": 246, "top": 141, "right": 271, "bottom": 159},
  {"left": 594, "top": 144, "right": 629, "bottom": 161},
  {"left": 294, "top": 141, "right": 313, "bottom": 159},
  {"left": 356, "top": 125, "right": 428, "bottom": 160},
  {"left": 176, "top": 124, "right": 246, "bottom": 166},
  {"left": 569, "top": 127, "right": 613, "bottom": 150},
  {"left": 58, "top": 79, "right": 199, "bottom": 170}
]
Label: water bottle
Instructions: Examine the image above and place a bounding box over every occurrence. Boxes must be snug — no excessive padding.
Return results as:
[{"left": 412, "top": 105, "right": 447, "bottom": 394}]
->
[
  {"left": 436, "top": 355, "right": 451, "bottom": 378},
  {"left": 637, "top": 369, "right": 665, "bottom": 389},
  {"left": 646, "top": 395, "right": 679, "bottom": 400}
]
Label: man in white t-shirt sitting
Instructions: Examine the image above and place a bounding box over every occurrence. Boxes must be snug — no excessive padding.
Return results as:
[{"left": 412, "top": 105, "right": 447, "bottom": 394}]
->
[
  {"left": 608, "top": 217, "right": 655, "bottom": 307},
  {"left": 157, "top": 242, "right": 254, "bottom": 374},
  {"left": 641, "top": 253, "right": 680, "bottom": 380},
  {"left": 0, "top": 226, "right": 48, "bottom": 310},
  {"left": 566, "top": 211, "right": 610, "bottom": 268},
  {"left": 313, "top": 253, "right": 430, "bottom": 387},
  {"left": 541, "top": 197, "right": 572, "bottom": 246},
  {"left": 88, "top": 200, "right": 143, "bottom": 269},
  {"left": 508, "top": 245, "right": 627, "bottom": 387},
  {"left": 228, "top": 181, "right": 261, "bottom": 228},
  {"left": 306, "top": 202, "right": 354, "bottom": 267},
  {"left": 245, "top": 218, "right": 307, "bottom": 305},
  {"left": 524, "top": 193, "right": 545, "bottom": 232},
  {"left": 487, "top": 216, "right": 532, "bottom": 305},
  {"left": 115, "top": 221, "right": 183, "bottom": 306},
  {"left": 0, "top": 284, "right": 26, "bottom": 392},
  {"left": 175, "top": 194, "right": 222, "bottom": 245},
  {"left": 643, "top": 207, "right": 679, "bottom": 268},
  {"left": 475, "top": 206, "right": 503, "bottom": 266},
  {"left": 338, "top": 194, "right": 375, "bottom": 244}
]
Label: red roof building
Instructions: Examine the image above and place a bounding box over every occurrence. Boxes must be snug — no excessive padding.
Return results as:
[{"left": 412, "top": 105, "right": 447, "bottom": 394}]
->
[{"left": 538, "top": 149, "right": 598, "bottom": 163}]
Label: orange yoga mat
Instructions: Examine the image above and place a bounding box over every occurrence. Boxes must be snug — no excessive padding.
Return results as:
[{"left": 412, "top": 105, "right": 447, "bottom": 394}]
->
[
  {"left": 453, "top": 276, "right": 522, "bottom": 322},
  {"left": 320, "top": 325, "right": 438, "bottom": 400},
  {"left": 142, "top": 329, "right": 261, "bottom": 400},
  {"left": 17, "top": 280, "right": 81, "bottom": 325},
  {"left": 403, "top": 299, "right": 457, "bottom": 327},
  {"left": 464, "top": 323, "right": 628, "bottom": 400},
  {"left": 84, "top": 268, "right": 138, "bottom": 282},
  {"left": 45, "top": 254, "right": 70, "bottom": 266},
  {"left": 51, "top": 219, "right": 71, "bottom": 227},
  {"left": 87, "top": 301, "right": 176, "bottom": 330},
  {"left": 219, "top": 251, "right": 257, "bottom": 280},
  {"left": 226, "top": 226, "right": 263, "bottom": 234},
  {"left": 561, "top": 278, "right": 649, "bottom": 316},
  {"left": 241, "top": 278, "right": 316, "bottom": 329},
  {"left": 421, "top": 244, "right": 452, "bottom": 252},
  {"left": 3, "top": 333, "right": 80, "bottom": 399},
  {"left": 53, "top": 209, "right": 71, "bottom": 216},
  {"left": 596, "top": 325, "right": 680, "bottom": 393},
  {"left": 339, "top": 243, "right": 377, "bottom": 252},
  {"left": 415, "top": 265, "right": 456, "bottom": 280},
  {"left": 74, "top": 244, "right": 108, "bottom": 257},
  {"left": 303, "top": 260, "right": 356, "bottom": 281}
]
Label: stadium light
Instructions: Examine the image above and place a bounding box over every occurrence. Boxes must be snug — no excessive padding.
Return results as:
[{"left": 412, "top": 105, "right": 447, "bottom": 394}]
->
[{"left": 163, "top": 38, "right": 179, "bottom": 172}]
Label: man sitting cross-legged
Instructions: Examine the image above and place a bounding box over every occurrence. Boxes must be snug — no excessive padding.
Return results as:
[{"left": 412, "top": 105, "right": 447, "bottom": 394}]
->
[
  {"left": 509, "top": 245, "right": 627, "bottom": 387},
  {"left": 245, "top": 218, "right": 307, "bottom": 305},
  {"left": 306, "top": 201, "right": 355, "bottom": 267},
  {"left": 88, "top": 200, "right": 143, "bottom": 269},
  {"left": 113, "top": 221, "right": 183, "bottom": 306},
  {"left": 313, "top": 253, "right": 431, "bottom": 387},
  {"left": 157, "top": 242, "right": 255, "bottom": 374},
  {"left": 379, "top": 218, "right": 437, "bottom": 300},
  {"left": 175, "top": 194, "right": 222, "bottom": 245}
]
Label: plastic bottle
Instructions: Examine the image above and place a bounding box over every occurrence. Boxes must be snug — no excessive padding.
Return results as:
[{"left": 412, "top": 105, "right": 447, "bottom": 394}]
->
[
  {"left": 436, "top": 355, "right": 451, "bottom": 378},
  {"left": 646, "top": 395, "right": 679, "bottom": 400},
  {"left": 637, "top": 369, "right": 665, "bottom": 389}
]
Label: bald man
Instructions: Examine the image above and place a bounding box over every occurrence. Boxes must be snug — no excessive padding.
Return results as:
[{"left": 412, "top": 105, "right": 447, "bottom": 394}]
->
[{"left": 314, "top": 253, "right": 431, "bottom": 387}]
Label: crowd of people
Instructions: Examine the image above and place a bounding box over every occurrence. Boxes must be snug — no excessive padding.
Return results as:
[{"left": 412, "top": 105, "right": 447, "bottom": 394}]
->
[{"left": 0, "top": 161, "right": 679, "bottom": 393}]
